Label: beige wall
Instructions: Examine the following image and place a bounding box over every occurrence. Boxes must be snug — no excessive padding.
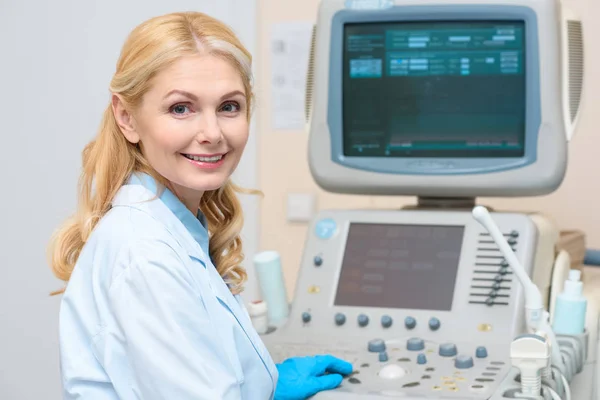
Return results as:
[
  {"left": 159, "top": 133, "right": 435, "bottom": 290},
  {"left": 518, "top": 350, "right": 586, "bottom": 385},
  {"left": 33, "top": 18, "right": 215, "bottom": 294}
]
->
[{"left": 255, "top": 0, "right": 600, "bottom": 298}]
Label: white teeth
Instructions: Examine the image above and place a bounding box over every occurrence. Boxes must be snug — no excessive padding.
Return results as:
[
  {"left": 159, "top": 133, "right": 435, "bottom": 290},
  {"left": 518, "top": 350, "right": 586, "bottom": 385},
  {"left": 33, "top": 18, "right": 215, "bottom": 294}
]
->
[{"left": 184, "top": 154, "right": 223, "bottom": 162}]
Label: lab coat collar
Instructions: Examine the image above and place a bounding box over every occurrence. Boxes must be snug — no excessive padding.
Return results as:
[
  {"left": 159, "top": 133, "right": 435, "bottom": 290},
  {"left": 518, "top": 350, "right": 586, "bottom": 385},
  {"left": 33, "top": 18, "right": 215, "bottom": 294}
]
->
[
  {"left": 123, "top": 172, "right": 210, "bottom": 257},
  {"left": 111, "top": 173, "right": 207, "bottom": 260}
]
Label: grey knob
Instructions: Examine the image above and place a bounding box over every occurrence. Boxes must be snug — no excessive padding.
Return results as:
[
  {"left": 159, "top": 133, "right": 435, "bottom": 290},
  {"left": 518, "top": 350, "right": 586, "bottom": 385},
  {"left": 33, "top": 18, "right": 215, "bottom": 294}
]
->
[
  {"left": 381, "top": 315, "right": 393, "bottom": 328},
  {"left": 417, "top": 353, "right": 427, "bottom": 365},
  {"left": 428, "top": 317, "right": 441, "bottom": 331},
  {"left": 455, "top": 355, "right": 474, "bottom": 369},
  {"left": 334, "top": 313, "right": 346, "bottom": 326},
  {"left": 404, "top": 316, "right": 416, "bottom": 330},
  {"left": 439, "top": 343, "right": 457, "bottom": 357},
  {"left": 407, "top": 338, "right": 425, "bottom": 351},
  {"left": 358, "top": 314, "right": 369, "bottom": 327},
  {"left": 476, "top": 346, "right": 488, "bottom": 358},
  {"left": 379, "top": 351, "right": 389, "bottom": 362},
  {"left": 302, "top": 312, "right": 311, "bottom": 323},
  {"left": 368, "top": 339, "right": 386, "bottom": 353}
]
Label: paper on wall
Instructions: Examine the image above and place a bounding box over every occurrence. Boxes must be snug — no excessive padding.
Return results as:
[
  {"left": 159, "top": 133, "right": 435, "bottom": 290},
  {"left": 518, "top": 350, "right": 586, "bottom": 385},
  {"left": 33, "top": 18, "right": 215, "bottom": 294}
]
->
[{"left": 270, "top": 21, "right": 314, "bottom": 131}]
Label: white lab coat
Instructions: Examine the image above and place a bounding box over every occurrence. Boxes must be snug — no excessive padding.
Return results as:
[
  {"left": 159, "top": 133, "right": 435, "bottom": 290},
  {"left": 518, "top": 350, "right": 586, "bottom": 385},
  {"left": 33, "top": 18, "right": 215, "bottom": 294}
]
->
[{"left": 59, "top": 173, "right": 278, "bottom": 399}]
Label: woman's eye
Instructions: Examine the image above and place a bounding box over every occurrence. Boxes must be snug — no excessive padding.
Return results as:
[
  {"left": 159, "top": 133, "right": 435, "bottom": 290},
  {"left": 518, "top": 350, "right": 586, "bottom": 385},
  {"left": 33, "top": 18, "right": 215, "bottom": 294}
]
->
[
  {"left": 170, "top": 104, "right": 191, "bottom": 115},
  {"left": 220, "top": 102, "right": 240, "bottom": 113}
]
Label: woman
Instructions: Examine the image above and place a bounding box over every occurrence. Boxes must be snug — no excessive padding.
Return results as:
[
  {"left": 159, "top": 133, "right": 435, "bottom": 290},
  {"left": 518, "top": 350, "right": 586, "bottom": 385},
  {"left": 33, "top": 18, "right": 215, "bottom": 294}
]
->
[{"left": 48, "top": 11, "right": 352, "bottom": 400}]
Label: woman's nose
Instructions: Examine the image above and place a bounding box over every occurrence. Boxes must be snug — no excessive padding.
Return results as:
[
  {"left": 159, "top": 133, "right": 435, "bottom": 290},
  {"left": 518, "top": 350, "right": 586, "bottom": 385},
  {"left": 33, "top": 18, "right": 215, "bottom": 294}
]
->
[{"left": 196, "top": 114, "right": 223, "bottom": 144}]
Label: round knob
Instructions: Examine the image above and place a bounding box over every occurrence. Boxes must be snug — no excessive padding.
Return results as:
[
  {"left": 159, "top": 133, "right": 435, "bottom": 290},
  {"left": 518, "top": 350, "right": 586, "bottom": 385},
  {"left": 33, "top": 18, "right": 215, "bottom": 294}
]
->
[
  {"left": 302, "top": 312, "right": 311, "bottom": 323},
  {"left": 368, "top": 339, "right": 386, "bottom": 353},
  {"left": 428, "top": 317, "right": 441, "bottom": 331},
  {"left": 406, "top": 337, "right": 425, "bottom": 351},
  {"left": 476, "top": 346, "right": 488, "bottom": 358},
  {"left": 438, "top": 343, "right": 457, "bottom": 357},
  {"left": 454, "top": 355, "right": 474, "bottom": 369},
  {"left": 417, "top": 353, "right": 427, "bottom": 365},
  {"left": 379, "top": 351, "right": 389, "bottom": 362},
  {"left": 334, "top": 313, "right": 346, "bottom": 326},
  {"left": 358, "top": 314, "right": 369, "bottom": 327},
  {"left": 404, "top": 316, "right": 416, "bottom": 330},
  {"left": 381, "top": 315, "right": 393, "bottom": 328},
  {"left": 313, "top": 255, "right": 323, "bottom": 267}
]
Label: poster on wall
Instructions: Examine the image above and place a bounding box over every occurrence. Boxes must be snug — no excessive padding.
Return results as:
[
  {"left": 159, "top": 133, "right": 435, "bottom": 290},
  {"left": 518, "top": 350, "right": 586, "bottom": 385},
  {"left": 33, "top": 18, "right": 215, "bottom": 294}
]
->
[{"left": 271, "top": 21, "right": 314, "bottom": 131}]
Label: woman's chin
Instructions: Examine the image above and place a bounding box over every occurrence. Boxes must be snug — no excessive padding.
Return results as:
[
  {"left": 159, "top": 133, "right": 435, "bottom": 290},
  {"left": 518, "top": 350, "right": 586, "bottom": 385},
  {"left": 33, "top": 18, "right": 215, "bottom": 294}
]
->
[{"left": 187, "top": 175, "right": 230, "bottom": 193}]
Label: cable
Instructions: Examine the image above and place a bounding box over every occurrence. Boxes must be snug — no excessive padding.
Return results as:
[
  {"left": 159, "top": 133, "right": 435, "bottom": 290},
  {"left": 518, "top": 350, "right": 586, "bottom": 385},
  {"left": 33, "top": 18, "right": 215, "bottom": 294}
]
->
[
  {"left": 559, "top": 371, "right": 571, "bottom": 400},
  {"left": 544, "top": 385, "right": 563, "bottom": 400},
  {"left": 538, "top": 312, "right": 567, "bottom": 373},
  {"left": 473, "top": 207, "right": 574, "bottom": 399},
  {"left": 551, "top": 365, "right": 564, "bottom": 396},
  {"left": 473, "top": 206, "right": 545, "bottom": 331},
  {"left": 558, "top": 350, "right": 570, "bottom": 377},
  {"left": 557, "top": 337, "right": 583, "bottom": 374},
  {"left": 472, "top": 207, "right": 567, "bottom": 372}
]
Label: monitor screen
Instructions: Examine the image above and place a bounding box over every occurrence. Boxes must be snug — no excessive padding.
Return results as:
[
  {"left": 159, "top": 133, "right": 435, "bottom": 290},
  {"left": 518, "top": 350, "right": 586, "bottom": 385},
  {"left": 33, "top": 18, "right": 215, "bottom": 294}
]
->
[
  {"left": 334, "top": 223, "right": 464, "bottom": 311},
  {"left": 342, "top": 21, "right": 526, "bottom": 158}
]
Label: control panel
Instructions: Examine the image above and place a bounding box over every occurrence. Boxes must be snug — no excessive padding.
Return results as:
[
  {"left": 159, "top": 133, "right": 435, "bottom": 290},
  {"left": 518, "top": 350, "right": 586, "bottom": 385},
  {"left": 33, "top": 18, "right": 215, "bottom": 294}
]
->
[{"left": 262, "top": 209, "right": 538, "bottom": 398}]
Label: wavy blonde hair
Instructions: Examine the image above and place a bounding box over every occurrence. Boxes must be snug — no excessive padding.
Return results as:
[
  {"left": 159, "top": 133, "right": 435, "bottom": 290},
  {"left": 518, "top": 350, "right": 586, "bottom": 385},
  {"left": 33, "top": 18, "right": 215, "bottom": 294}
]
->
[{"left": 48, "top": 11, "right": 255, "bottom": 295}]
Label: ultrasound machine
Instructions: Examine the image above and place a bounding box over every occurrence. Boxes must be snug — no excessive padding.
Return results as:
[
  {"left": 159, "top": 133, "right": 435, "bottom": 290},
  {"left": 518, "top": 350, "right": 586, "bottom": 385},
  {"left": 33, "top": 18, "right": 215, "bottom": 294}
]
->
[{"left": 261, "top": 0, "right": 594, "bottom": 398}]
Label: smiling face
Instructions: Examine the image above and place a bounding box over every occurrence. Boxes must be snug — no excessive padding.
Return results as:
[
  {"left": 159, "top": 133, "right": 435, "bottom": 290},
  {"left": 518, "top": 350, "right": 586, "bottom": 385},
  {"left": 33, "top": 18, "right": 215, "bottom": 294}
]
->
[{"left": 113, "top": 54, "right": 250, "bottom": 211}]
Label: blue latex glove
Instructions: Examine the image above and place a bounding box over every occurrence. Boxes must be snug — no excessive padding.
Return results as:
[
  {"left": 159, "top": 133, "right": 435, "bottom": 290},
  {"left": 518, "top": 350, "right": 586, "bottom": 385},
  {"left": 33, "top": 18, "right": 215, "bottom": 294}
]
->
[{"left": 274, "top": 355, "right": 353, "bottom": 400}]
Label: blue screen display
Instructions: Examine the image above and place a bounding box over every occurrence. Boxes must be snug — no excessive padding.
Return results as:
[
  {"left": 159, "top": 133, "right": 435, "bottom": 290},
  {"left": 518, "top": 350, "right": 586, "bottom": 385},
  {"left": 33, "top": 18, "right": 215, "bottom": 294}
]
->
[{"left": 342, "top": 21, "right": 526, "bottom": 158}]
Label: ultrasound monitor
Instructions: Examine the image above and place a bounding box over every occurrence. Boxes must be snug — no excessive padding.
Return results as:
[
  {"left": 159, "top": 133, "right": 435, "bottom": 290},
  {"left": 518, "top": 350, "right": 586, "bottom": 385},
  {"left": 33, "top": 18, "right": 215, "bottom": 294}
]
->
[
  {"left": 342, "top": 21, "right": 526, "bottom": 159},
  {"left": 306, "top": 0, "right": 584, "bottom": 198}
]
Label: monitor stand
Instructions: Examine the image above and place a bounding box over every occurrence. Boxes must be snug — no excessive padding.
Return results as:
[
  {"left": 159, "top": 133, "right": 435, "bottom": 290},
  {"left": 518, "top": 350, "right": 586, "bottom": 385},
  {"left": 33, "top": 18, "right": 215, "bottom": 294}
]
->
[{"left": 402, "top": 196, "right": 488, "bottom": 211}]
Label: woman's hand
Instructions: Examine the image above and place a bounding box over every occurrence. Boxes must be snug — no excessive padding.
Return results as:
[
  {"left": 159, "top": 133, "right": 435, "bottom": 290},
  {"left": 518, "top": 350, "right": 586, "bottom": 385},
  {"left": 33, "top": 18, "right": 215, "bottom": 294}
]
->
[{"left": 274, "top": 355, "right": 353, "bottom": 400}]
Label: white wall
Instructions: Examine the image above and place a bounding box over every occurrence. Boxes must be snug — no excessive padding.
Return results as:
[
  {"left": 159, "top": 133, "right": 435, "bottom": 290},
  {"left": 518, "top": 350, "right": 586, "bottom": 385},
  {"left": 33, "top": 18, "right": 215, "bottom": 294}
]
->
[{"left": 0, "top": 1, "right": 257, "bottom": 398}]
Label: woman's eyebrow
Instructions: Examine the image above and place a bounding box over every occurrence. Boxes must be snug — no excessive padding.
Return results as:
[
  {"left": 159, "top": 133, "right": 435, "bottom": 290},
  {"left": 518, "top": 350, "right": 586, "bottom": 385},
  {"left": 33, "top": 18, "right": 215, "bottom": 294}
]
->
[
  {"left": 220, "top": 90, "right": 245, "bottom": 100},
  {"left": 162, "top": 89, "right": 245, "bottom": 101},
  {"left": 163, "top": 89, "right": 198, "bottom": 101}
]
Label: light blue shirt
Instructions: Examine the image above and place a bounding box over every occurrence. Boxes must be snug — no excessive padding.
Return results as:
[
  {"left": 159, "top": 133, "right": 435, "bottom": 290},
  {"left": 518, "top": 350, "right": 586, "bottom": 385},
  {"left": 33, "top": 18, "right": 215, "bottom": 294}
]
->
[{"left": 59, "top": 173, "right": 278, "bottom": 399}]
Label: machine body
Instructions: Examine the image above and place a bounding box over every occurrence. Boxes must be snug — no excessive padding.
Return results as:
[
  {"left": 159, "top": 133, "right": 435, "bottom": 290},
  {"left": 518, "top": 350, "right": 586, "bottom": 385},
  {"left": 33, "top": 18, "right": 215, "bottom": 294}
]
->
[{"left": 260, "top": 0, "right": 591, "bottom": 398}]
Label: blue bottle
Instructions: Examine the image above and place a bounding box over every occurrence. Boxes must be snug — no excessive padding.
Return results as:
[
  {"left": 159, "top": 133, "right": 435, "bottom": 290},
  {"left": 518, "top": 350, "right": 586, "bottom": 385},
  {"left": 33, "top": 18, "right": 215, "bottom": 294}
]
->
[{"left": 552, "top": 269, "right": 587, "bottom": 335}]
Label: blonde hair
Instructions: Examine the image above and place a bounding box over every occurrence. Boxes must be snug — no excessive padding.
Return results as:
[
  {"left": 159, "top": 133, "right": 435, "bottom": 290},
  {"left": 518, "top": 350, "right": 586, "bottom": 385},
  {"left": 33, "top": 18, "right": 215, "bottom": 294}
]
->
[{"left": 48, "top": 12, "right": 255, "bottom": 295}]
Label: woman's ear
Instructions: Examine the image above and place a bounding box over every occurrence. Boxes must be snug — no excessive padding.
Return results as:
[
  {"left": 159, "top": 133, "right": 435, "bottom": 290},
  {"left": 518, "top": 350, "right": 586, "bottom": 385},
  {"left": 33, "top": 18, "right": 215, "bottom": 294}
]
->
[{"left": 111, "top": 94, "right": 140, "bottom": 144}]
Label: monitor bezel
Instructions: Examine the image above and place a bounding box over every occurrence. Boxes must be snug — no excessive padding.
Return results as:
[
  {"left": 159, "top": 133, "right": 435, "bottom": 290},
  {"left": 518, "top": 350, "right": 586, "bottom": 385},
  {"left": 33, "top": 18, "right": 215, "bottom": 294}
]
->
[{"left": 328, "top": 5, "right": 540, "bottom": 176}]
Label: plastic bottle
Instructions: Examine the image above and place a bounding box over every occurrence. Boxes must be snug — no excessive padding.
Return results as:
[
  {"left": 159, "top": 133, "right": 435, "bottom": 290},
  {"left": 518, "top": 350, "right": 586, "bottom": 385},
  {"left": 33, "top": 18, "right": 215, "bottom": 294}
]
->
[
  {"left": 246, "top": 300, "right": 269, "bottom": 335},
  {"left": 253, "top": 251, "right": 289, "bottom": 324},
  {"left": 552, "top": 269, "right": 587, "bottom": 335}
]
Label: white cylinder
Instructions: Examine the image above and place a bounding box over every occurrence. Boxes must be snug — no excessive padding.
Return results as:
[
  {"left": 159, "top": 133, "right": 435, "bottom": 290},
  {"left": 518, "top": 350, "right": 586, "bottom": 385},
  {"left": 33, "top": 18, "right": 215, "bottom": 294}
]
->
[
  {"left": 246, "top": 300, "right": 269, "bottom": 334},
  {"left": 253, "top": 251, "right": 289, "bottom": 324}
]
